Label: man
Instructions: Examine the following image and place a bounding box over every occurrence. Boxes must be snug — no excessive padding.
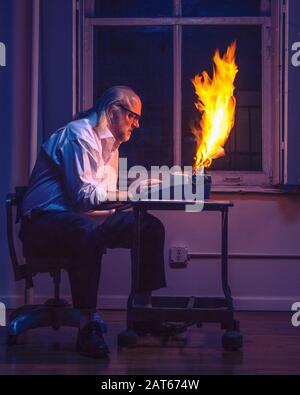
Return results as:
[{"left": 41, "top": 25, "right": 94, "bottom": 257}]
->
[{"left": 19, "top": 86, "right": 166, "bottom": 358}]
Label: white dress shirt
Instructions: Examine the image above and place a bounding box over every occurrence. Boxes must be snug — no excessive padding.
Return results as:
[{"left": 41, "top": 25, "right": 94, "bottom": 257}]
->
[{"left": 21, "top": 112, "right": 119, "bottom": 220}]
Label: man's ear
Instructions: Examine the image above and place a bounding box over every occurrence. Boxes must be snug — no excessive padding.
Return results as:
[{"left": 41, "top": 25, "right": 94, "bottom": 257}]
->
[
  {"left": 106, "top": 105, "right": 115, "bottom": 124},
  {"left": 107, "top": 104, "right": 118, "bottom": 122}
]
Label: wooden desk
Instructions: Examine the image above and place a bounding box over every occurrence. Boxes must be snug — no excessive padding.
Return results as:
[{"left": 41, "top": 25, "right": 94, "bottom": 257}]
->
[{"left": 118, "top": 199, "right": 243, "bottom": 351}]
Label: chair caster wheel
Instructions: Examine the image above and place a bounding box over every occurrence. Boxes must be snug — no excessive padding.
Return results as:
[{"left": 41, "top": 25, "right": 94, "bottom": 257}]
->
[
  {"left": 118, "top": 329, "right": 138, "bottom": 348},
  {"left": 222, "top": 330, "right": 243, "bottom": 351}
]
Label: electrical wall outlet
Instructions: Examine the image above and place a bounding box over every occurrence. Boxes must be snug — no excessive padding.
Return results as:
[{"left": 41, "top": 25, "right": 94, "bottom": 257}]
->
[{"left": 169, "top": 246, "right": 189, "bottom": 268}]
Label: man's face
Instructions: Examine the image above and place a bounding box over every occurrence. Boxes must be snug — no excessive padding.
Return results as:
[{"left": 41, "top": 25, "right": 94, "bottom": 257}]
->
[{"left": 109, "top": 96, "right": 142, "bottom": 143}]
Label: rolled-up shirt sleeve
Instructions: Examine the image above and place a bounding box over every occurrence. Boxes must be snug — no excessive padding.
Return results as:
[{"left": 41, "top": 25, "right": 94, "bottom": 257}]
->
[{"left": 58, "top": 135, "right": 107, "bottom": 211}]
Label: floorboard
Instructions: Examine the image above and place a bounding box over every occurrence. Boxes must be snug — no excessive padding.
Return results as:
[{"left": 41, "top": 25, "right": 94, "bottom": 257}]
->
[{"left": 0, "top": 311, "right": 299, "bottom": 375}]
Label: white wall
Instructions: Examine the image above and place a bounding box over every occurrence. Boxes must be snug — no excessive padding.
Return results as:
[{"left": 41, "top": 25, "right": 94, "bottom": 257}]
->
[{"left": 99, "top": 193, "right": 300, "bottom": 311}]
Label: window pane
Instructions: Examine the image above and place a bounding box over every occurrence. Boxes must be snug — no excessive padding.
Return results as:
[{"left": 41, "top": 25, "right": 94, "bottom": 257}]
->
[
  {"left": 182, "top": 0, "right": 269, "bottom": 17},
  {"left": 94, "top": 26, "right": 173, "bottom": 169},
  {"left": 95, "top": 0, "right": 173, "bottom": 18},
  {"left": 181, "top": 26, "right": 262, "bottom": 171}
]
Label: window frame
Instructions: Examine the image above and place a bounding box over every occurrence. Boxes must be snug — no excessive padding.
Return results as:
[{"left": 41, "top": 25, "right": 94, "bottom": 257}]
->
[{"left": 80, "top": 0, "right": 275, "bottom": 188}]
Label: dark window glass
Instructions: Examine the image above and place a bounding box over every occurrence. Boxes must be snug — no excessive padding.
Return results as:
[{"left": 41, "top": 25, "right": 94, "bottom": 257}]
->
[
  {"left": 182, "top": 0, "right": 269, "bottom": 17},
  {"left": 95, "top": 0, "right": 173, "bottom": 18},
  {"left": 181, "top": 26, "right": 262, "bottom": 171},
  {"left": 94, "top": 26, "right": 173, "bottom": 169}
]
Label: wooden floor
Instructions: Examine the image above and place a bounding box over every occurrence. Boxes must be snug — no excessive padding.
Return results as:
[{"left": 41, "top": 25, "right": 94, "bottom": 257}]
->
[{"left": 0, "top": 311, "right": 300, "bottom": 375}]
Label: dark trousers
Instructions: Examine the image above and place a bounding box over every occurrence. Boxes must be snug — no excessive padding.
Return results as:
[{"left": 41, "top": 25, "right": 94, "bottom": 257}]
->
[{"left": 19, "top": 210, "right": 166, "bottom": 310}]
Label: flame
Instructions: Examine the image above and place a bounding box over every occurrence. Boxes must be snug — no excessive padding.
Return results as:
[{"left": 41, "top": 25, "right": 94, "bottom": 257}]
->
[{"left": 192, "top": 41, "right": 238, "bottom": 168}]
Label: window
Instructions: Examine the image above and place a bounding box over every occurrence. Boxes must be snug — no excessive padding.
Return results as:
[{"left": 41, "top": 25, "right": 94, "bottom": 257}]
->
[
  {"left": 94, "top": 0, "right": 173, "bottom": 18},
  {"left": 181, "top": 25, "right": 262, "bottom": 173},
  {"left": 93, "top": 25, "right": 174, "bottom": 168},
  {"left": 80, "top": 0, "right": 275, "bottom": 187},
  {"left": 181, "top": 0, "right": 266, "bottom": 17}
]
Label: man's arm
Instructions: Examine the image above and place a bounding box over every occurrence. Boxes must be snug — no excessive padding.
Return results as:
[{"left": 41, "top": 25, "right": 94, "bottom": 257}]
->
[{"left": 59, "top": 134, "right": 111, "bottom": 211}]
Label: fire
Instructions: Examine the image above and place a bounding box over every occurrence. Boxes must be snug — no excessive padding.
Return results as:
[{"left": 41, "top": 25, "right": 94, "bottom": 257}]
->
[{"left": 192, "top": 41, "right": 238, "bottom": 169}]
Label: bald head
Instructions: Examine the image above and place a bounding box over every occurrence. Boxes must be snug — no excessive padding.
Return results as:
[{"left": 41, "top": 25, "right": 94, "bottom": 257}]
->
[
  {"left": 97, "top": 86, "right": 142, "bottom": 144},
  {"left": 113, "top": 86, "right": 141, "bottom": 111},
  {"left": 95, "top": 86, "right": 140, "bottom": 115}
]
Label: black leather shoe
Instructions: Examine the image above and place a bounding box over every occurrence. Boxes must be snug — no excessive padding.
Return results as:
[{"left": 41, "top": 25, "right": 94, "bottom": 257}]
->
[
  {"left": 76, "top": 321, "right": 109, "bottom": 358},
  {"left": 132, "top": 321, "right": 187, "bottom": 337}
]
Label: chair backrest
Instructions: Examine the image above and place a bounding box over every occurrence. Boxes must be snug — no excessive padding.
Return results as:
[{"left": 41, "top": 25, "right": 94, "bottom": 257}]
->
[{"left": 6, "top": 186, "right": 29, "bottom": 282}]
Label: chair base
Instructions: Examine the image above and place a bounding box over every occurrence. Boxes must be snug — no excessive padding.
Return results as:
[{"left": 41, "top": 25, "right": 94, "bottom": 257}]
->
[{"left": 7, "top": 298, "right": 80, "bottom": 344}]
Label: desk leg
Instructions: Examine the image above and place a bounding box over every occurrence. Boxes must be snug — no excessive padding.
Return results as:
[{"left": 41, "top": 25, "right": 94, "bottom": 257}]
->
[
  {"left": 126, "top": 206, "right": 142, "bottom": 329},
  {"left": 132, "top": 205, "right": 142, "bottom": 292},
  {"left": 221, "top": 209, "right": 243, "bottom": 349},
  {"left": 221, "top": 208, "right": 233, "bottom": 310}
]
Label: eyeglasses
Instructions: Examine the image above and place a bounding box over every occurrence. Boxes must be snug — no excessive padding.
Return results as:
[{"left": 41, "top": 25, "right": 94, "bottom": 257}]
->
[{"left": 116, "top": 104, "right": 141, "bottom": 122}]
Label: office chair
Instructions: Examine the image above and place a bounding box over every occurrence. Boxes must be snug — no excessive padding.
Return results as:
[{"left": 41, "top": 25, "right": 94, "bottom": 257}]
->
[{"left": 5, "top": 186, "right": 81, "bottom": 345}]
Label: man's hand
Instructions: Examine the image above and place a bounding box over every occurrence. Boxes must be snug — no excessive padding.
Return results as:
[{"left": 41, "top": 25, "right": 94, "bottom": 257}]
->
[
  {"left": 107, "top": 190, "right": 131, "bottom": 202},
  {"left": 129, "top": 178, "right": 162, "bottom": 196}
]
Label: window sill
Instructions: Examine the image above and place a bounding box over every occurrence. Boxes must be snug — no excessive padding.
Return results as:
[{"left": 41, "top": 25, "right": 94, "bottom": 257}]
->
[{"left": 211, "top": 185, "right": 300, "bottom": 195}]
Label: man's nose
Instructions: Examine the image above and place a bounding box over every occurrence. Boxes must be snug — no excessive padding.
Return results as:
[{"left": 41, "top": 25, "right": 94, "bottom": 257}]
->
[{"left": 133, "top": 118, "right": 140, "bottom": 128}]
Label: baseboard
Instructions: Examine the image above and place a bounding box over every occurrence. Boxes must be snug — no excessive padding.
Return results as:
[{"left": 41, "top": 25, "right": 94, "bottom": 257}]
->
[
  {"left": 1, "top": 294, "right": 299, "bottom": 311},
  {"left": 232, "top": 296, "right": 299, "bottom": 311}
]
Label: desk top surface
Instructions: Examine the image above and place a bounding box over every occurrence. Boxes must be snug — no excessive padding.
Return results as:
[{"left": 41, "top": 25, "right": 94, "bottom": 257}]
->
[
  {"left": 131, "top": 199, "right": 233, "bottom": 210},
  {"left": 96, "top": 199, "right": 233, "bottom": 212}
]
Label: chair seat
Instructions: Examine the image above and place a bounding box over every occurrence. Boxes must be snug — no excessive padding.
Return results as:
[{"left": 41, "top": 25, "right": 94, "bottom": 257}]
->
[{"left": 6, "top": 187, "right": 93, "bottom": 347}]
